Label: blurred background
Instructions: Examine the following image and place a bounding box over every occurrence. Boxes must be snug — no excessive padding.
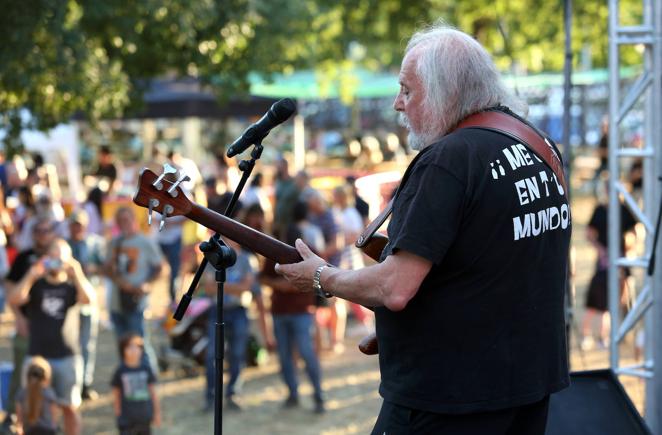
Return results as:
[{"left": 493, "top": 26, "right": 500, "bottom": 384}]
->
[{"left": 0, "top": 0, "right": 661, "bottom": 434}]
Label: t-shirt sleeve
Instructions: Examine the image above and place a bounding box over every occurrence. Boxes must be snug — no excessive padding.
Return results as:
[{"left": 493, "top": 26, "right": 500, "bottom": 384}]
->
[
  {"left": 621, "top": 204, "right": 638, "bottom": 233},
  {"left": 43, "top": 387, "right": 57, "bottom": 402},
  {"left": 347, "top": 209, "right": 364, "bottom": 233},
  {"left": 68, "top": 283, "right": 78, "bottom": 307},
  {"left": 6, "top": 253, "right": 30, "bottom": 283},
  {"left": 146, "top": 239, "right": 164, "bottom": 267},
  {"left": 0, "top": 245, "right": 9, "bottom": 278},
  {"left": 247, "top": 254, "right": 261, "bottom": 295},
  {"left": 147, "top": 367, "right": 157, "bottom": 384},
  {"left": 588, "top": 206, "right": 601, "bottom": 230},
  {"left": 389, "top": 162, "right": 466, "bottom": 265},
  {"left": 111, "top": 368, "right": 121, "bottom": 388},
  {"left": 106, "top": 240, "right": 116, "bottom": 267},
  {"left": 251, "top": 280, "right": 262, "bottom": 296},
  {"left": 238, "top": 253, "right": 252, "bottom": 279},
  {"left": 92, "top": 238, "right": 107, "bottom": 265}
]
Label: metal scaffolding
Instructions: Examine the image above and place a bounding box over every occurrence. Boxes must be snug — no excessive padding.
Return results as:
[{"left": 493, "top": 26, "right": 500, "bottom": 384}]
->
[{"left": 608, "top": 0, "right": 662, "bottom": 432}]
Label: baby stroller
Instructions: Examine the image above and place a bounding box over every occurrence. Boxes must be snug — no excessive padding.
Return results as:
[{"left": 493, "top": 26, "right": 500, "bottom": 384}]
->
[{"left": 158, "top": 297, "right": 211, "bottom": 375}]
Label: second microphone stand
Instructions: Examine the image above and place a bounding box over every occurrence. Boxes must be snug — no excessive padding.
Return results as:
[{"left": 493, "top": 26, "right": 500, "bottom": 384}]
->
[{"left": 174, "top": 143, "right": 264, "bottom": 435}]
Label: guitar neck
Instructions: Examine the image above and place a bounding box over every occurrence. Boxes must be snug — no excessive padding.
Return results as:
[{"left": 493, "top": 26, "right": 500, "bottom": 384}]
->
[{"left": 187, "top": 203, "right": 302, "bottom": 264}]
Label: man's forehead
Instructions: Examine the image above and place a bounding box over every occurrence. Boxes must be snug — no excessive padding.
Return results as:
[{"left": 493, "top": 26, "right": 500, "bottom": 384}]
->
[{"left": 399, "top": 49, "right": 421, "bottom": 81}]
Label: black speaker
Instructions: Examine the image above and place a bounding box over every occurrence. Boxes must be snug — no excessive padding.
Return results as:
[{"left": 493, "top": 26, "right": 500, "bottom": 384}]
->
[{"left": 546, "top": 369, "right": 651, "bottom": 435}]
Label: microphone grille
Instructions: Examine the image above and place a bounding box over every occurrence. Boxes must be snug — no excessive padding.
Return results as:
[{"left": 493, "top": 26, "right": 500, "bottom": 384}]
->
[{"left": 271, "top": 98, "right": 297, "bottom": 121}]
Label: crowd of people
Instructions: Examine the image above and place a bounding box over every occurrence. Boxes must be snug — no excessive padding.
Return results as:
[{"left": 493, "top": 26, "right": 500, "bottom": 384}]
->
[
  {"left": 0, "top": 136, "right": 377, "bottom": 433},
  {"left": 0, "top": 19, "right": 649, "bottom": 435}
]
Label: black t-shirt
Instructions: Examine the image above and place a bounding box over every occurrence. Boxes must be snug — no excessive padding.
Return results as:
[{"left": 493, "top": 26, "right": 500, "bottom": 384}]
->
[
  {"left": 111, "top": 363, "right": 155, "bottom": 427},
  {"left": 24, "top": 278, "right": 79, "bottom": 358},
  {"left": 355, "top": 195, "right": 369, "bottom": 219},
  {"left": 94, "top": 162, "right": 118, "bottom": 183},
  {"left": 588, "top": 203, "right": 637, "bottom": 249},
  {"left": 376, "top": 126, "right": 571, "bottom": 414},
  {"left": 598, "top": 134, "right": 608, "bottom": 167},
  {"left": 6, "top": 249, "right": 42, "bottom": 320},
  {"left": 6, "top": 249, "right": 40, "bottom": 283}
]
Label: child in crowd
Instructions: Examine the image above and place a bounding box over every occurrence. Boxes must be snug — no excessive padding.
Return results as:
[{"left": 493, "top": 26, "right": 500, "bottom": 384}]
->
[
  {"left": 16, "top": 356, "right": 59, "bottom": 435},
  {"left": 111, "top": 334, "right": 161, "bottom": 435}
]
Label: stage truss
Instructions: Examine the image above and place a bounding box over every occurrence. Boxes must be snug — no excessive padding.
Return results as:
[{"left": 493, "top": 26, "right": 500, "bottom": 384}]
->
[{"left": 608, "top": 0, "right": 662, "bottom": 432}]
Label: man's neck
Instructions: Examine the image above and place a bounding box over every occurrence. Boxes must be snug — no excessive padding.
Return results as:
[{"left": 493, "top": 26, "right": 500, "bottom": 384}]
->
[
  {"left": 33, "top": 246, "right": 48, "bottom": 256},
  {"left": 45, "top": 272, "right": 67, "bottom": 285},
  {"left": 124, "top": 358, "right": 141, "bottom": 368}
]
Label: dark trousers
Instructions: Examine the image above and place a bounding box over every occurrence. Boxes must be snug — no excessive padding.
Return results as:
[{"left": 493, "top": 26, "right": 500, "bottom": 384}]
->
[
  {"left": 159, "top": 238, "right": 182, "bottom": 302},
  {"left": 371, "top": 396, "right": 550, "bottom": 435},
  {"left": 119, "top": 422, "right": 151, "bottom": 435}
]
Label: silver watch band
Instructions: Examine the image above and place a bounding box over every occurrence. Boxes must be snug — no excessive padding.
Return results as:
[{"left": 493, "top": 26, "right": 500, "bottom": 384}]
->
[{"left": 313, "top": 264, "right": 333, "bottom": 298}]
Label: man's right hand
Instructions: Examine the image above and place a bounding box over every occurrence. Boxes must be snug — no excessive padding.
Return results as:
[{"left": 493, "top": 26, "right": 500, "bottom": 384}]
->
[
  {"left": 265, "top": 337, "right": 276, "bottom": 352},
  {"left": 29, "top": 259, "right": 46, "bottom": 279}
]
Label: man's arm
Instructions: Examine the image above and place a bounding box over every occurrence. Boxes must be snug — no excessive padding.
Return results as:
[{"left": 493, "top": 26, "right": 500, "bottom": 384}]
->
[
  {"left": 66, "top": 259, "right": 94, "bottom": 305},
  {"left": 253, "top": 293, "right": 274, "bottom": 350},
  {"left": 276, "top": 239, "right": 432, "bottom": 312},
  {"left": 8, "top": 263, "right": 41, "bottom": 306},
  {"left": 149, "top": 384, "right": 161, "bottom": 427},
  {"left": 15, "top": 402, "right": 24, "bottom": 434},
  {"left": 112, "top": 387, "right": 121, "bottom": 417}
]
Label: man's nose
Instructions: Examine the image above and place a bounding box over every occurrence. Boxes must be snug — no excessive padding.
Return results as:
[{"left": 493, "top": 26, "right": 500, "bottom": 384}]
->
[{"left": 393, "top": 94, "right": 403, "bottom": 112}]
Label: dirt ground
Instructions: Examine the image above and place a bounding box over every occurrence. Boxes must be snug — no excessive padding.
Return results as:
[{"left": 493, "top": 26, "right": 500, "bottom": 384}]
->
[
  {"left": 0, "top": 193, "right": 649, "bottom": 434},
  {"left": 78, "top": 330, "right": 383, "bottom": 435}
]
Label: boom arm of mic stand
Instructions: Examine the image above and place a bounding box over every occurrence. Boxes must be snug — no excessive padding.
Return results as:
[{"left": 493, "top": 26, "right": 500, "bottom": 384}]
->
[{"left": 173, "top": 143, "right": 263, "bottom": 321}]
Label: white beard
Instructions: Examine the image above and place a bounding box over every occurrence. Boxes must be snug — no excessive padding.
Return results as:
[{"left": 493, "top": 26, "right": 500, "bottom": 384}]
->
[{"left": 398, "top": 112, "right": 439, "bottom": 151}]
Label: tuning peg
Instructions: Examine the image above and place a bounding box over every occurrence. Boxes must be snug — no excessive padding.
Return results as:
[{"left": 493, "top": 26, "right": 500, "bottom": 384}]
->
[
  {"left": 167, "top": 173, "right": 191, "bottom": 197},
  {"left": 147, "top": 198, "right": 160, "bottom": 226},
  {"left": 152, "top": 163, "right": 178, "bottom": 190},
  {"left": 159, "top": 204, "right": 174, "bottom": 232}
]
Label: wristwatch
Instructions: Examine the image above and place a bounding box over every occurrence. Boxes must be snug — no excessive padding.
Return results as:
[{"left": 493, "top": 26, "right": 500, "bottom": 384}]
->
[{"left": 313, "top": 264, "right": 333, "bottom": 298}]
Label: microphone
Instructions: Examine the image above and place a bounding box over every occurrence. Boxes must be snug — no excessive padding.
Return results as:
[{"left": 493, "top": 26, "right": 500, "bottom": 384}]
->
[{"left": 226, "top": 98, "right": 297, "bottom": 157}]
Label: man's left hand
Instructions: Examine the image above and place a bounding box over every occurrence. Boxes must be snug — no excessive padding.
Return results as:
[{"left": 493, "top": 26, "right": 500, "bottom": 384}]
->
[
  {"left": 275, "top": 239, "right": 326, "bottom": 293},
  {"left": 65, "top": 258, "right": 83, "bottom": 280}
]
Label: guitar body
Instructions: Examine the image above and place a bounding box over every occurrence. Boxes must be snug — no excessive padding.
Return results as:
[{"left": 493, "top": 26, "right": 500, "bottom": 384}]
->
[
  {"left": 359, "top": 233, "right": 389, "bottom": 263},
  {"left": 355, "top": 233, "right": 387, "bottom": 355}
]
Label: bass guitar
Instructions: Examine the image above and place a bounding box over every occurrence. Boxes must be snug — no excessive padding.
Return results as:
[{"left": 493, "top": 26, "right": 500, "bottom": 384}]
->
[{"left": 134, "top": 167, "right": 382, "bottom": 354}]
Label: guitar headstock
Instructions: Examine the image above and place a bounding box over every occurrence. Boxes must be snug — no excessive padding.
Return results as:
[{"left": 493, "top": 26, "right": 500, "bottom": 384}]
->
[{"left": 133, "top": 165, "right": 193, "bottom": 230}]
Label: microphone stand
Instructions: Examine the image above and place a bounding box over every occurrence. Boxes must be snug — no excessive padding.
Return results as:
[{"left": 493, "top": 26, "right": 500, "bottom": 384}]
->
[{"left": 174, "top": 142, "right": 264, "bottom": 435}]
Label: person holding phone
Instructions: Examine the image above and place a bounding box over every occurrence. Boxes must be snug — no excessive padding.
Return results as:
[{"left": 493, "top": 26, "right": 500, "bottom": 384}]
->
[{"left": 8, "top": 238, "right": 95, "bottom": 435}]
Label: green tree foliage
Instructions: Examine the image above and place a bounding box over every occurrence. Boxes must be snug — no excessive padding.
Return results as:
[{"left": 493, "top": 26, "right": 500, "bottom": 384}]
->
[
  {"left": 0, "top": 0, "right": 642, "bottom": 155},
  {"left": 0, "top": 0, "right": 129, "bottom": 155}
]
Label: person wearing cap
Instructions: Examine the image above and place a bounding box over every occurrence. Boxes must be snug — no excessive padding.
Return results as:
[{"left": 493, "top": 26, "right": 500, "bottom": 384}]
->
[
  {"left": 67, "top": 209, "right": 105, "bottom": 401},
  {"left": 3, "top": 217, "right": 58, "bottom": 431},
  {"left": 9, "top": 239, "right": 95, "bottom": 435}
]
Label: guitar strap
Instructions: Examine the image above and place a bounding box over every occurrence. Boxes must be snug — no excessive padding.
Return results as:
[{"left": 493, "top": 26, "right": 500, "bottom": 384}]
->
[{"left": 355, "top": 108, "right": 567, "bottom": 248}]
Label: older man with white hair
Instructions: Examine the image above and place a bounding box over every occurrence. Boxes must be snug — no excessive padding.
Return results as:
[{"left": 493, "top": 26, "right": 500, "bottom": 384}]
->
[{"left": 276, "top": 22, "right": 571, "bottom": 434}]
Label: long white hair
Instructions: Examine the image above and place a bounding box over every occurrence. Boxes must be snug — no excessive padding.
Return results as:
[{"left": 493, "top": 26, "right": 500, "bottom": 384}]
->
[{"left": 405, "top": 22, "right": 527, "bottom": 138}]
